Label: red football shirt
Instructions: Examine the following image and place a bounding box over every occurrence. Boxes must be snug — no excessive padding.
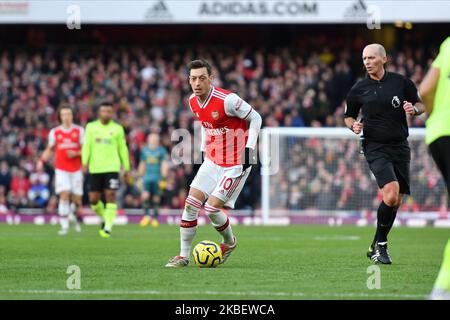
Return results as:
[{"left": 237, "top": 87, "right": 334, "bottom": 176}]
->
[
  {"left": 189, "top": 86, "right": 253, "bottom": 167},
  {"left": 48, "top": 125, "right": 84, "bottom": 172}
]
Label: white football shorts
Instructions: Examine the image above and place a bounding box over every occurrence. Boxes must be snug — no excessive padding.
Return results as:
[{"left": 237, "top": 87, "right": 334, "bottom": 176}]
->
[
  {"left": 55, "top": 169, "right": 83, "bottom": 196},
  {"left": 190, "top": 158, "right": 251, "bottom": 209}
]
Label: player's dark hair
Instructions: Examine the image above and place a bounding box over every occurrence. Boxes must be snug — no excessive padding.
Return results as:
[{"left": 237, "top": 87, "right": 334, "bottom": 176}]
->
[
  {"left": 95, "top": 101, "right": 114, "bottom": 114},
  {"left": 57, "top": 103, "right": 74, "bottom": 122},
  {"left": 99, "top": 101, "right": 114, "bottom": 108},
  {"left": 188, "top": 59, "right": 212, "bottom": 76}
]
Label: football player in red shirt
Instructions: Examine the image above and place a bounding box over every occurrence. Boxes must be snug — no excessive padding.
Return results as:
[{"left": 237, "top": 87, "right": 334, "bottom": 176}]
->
[
  {"left": 38, "top": 104, "right": 84, "bottom": 235},
  {"left": 166, "top": 59, "right": 262, "bottom": 267}
]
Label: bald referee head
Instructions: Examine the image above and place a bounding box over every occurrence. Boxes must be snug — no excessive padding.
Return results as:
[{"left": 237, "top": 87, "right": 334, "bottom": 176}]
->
[{"left": 362, "top": 43, "right": 388, "bottom": 80}]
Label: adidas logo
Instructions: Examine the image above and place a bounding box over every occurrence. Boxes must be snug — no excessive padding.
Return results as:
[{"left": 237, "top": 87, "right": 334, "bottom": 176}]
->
[
  {"left": 145, "top": 0, "right": 173, "bottom": 20},
  {"left": 344, "top": 0, "right": 369, "bottom": 18}
]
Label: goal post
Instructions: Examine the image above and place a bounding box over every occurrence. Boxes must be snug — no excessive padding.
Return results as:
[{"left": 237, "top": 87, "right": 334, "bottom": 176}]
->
[{"left": 260, "top": 127, "right": 447, "bottom": 225}]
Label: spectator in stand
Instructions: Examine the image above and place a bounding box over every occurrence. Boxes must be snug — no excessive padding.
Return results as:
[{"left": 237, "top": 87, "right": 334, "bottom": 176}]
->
[{"left": 0, "top": 161, "right": 12, "bottom": 194}]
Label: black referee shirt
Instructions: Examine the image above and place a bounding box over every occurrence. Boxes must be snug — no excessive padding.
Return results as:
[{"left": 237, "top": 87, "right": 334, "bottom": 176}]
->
[{"left": 344, "top": 71, "right": 420, "bottom": 143}]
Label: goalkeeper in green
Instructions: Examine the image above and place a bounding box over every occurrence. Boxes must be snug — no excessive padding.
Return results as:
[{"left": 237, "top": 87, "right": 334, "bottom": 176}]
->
[{"left": 82, "top": 102, "right": 131, "bottom": 238}]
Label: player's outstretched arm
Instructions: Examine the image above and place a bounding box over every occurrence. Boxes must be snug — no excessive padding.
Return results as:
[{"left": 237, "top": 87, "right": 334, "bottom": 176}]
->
[
  {"left": 37, "top": 146, "right": 54, "bottom": 171},
  {"left": 419, "top": 37, "right": 448, "bottom": 115},
  {"left": 224, "top": 93, "right": 262, "bottom": 169},
  {"left": 37, "top": 129, "right": 56, "bottom": 171},
  {"left": 81, "top": 123, "right": 92, "bottom": 173},
  {"left": 419, "top": 67, "right": 440, "bottom": 114},
  {"left": 117, "top": 125, "right": 131, "bottom": 182}
]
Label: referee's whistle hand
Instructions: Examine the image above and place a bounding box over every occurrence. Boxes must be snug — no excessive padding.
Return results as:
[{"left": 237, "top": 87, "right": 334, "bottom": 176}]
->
[
  {"left": 352, "top": 121, "right": 363, "bottom": 134},
  {"left": 403, "top": 101, "right": 415, "bottom": 116}
]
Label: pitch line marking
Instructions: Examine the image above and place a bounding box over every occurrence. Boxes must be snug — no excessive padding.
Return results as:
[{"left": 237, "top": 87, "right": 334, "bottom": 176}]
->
[
  {"left": 313, "top": 236, "right": 361, "bottom": 241},
  {"left": 0, "top": 289, "right": 427, "bottom": 299}
]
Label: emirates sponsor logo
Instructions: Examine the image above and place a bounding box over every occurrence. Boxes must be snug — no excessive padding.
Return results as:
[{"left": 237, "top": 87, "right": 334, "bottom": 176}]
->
[
  {"left": 206, "top": 127, "right": 229, "bottom": 136},
  {"left": 58, "top": 142, "right": 80, "bottom": 149}
]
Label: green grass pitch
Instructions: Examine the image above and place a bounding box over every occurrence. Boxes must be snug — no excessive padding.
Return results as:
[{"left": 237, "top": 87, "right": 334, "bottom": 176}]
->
[{"left": 0, "top": 223, "right": 448, "bottom": 300}]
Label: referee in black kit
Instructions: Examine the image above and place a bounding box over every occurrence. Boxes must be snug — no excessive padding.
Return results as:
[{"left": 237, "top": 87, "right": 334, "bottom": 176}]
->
[{"left": 344, "top": 43, "right": 426, "bottom": 264}]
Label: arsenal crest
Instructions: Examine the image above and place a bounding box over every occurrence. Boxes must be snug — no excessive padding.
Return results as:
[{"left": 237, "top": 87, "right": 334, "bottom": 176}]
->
[{"left": 211, "top": 111, "right": 219, "bottom": 120}]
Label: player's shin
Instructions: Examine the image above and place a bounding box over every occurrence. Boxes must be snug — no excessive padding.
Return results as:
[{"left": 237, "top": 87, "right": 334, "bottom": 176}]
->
[
  {"left": 104, "top": 203, "right": 117, "bottom": 232},
  {"left": 143, "top": 199, "right": 151, "bottom": 217},
  {"left": 204, "top": 204, "right": 234, "bottom": 245},
  {"left": 91, "top": 200, "right": 105, "bottom": 219},
  {"left": 70, "top": 202, "right": 82, "bottom": 231},
  {"left": 153, "top": 198, "right": 160, "bottom": 218},
  {"left": 58, "top": 199, "right": 71, "bottom": 232},
  {"left": 179, "top": 195, "right": 202, "bottom": 258},
  {"left": 431, "top": 239, "right": 450, "bottom": 299}
]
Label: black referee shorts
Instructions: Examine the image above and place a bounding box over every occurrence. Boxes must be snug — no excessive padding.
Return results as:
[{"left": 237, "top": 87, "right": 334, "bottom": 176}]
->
[
  {"left": 363, "top": 140, "right": 411, "bottom": 195},
  {"left": 429, "top": 136, "right": 450, "bottom": 194},
  {"left": 87, "top": 172, "right": 120, "bottom": 192}
]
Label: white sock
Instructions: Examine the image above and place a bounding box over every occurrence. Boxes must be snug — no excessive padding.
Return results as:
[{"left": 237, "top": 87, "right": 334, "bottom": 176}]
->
[
  {"left": 58, "top": 200, "right": 70, "bottom": 231},
  {"left": 69, "top": 203, "right": 81, "bottom": 226},
  {"left": 179, "top": 195, "right": 202, "bottom": 258},
  {"left": 204, "top": 203, "right": 234, "bottom": 245}
]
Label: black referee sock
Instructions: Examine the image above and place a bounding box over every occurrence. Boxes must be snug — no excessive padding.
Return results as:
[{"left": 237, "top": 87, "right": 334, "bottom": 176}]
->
[
  {"left": 375, "top": 201, "right": 395, "bottom": 244},
  {"left": 387, "top": 207, "right": 398, "bottom": 235},
  {"left": 371, "top": 206, "right": 398, "bottom": 248}
]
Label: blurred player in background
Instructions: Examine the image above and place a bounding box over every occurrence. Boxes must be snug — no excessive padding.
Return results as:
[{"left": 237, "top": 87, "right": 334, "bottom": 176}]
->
[
  {"left": 345, "top": 44, "right": 425, "bottom": 264},
  {"left": 166, "top": 59, "right": 262, "bottom": 268},
  {"left": 420, "top": 36, "right": 450, "bottom": 300},
  {"left": 138, "top": 132, "right": 169, "bottom": 228},
  {"left": 38, "top": 104, "right": 84, "bottom": 235},
  {"left": 82, "top": 102, "right": 131, "bottom": 238}
]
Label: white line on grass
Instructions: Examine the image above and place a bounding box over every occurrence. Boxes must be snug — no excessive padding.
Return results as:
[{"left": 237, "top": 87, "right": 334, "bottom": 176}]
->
[
  {"left": 0, "top": 289, "right": 427, "bottom": 299},
  {"left": 313, "top": 236, "right": 361, "bottom": 241}
]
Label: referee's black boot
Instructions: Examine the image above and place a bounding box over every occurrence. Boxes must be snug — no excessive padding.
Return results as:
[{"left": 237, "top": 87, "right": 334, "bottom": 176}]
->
[{"left": 371, "top": 243, "right": 392, "bottom": 264}]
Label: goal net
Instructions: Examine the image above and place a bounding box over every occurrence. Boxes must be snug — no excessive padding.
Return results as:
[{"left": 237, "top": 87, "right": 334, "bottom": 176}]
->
[{"left": 260, "top": 127, "right": 447, "bottom": 224}]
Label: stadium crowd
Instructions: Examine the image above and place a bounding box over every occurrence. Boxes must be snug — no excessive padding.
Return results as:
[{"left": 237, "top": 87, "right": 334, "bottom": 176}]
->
[
  {"left": 0, "top": 39, "right": 444, "bottom": 213},
  {"left": 271, "top": 138, "right": 446, "bottom": 213}
]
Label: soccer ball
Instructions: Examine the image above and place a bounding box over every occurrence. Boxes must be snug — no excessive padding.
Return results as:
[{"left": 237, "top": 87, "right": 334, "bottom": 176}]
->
[{"left": 192, "top": 240, "right": 223, "bottom": 268}]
